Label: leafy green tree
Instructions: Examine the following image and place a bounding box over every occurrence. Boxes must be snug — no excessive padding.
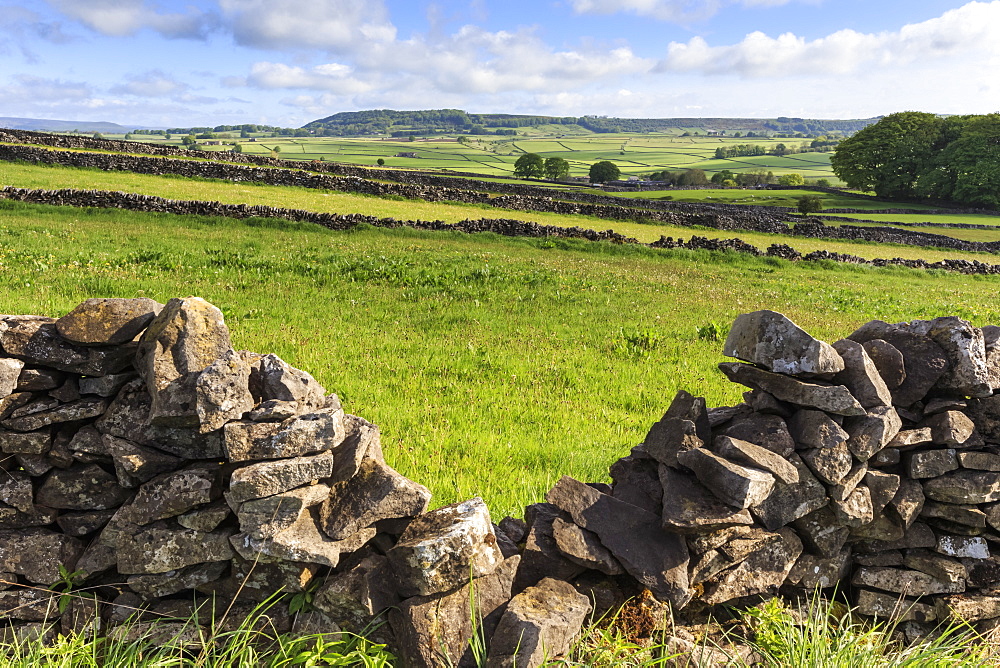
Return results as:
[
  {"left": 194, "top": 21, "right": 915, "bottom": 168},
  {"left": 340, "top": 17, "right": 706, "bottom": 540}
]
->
[
  {"left": 915, "top": 114, "right": 1000, "bottom": 208},
  {"left": 514, "top": 153, "right": 545, "bottom": 178},
  {"left": 377, "top": 158, "right": 385, "bottom": 166},
  {"left": 831, "top": 111, "right": 942, "bottom": 198},
  {"left": 678, "top": 169, "right": 708, "bottom": 186},
  {"left": 544, "top": 157, "right": 570, "bottom": 180},
  {"left": 589, "top": 161, "right": 621, "bottom": 183},
  {"left": 797, "top": 195, "right": 824, "bottom": 214},
  {"left": 181, "top": 135, "right": 196, "bottom": 146},
  {"left": 778, "top": 173, "right": 805, "bottom": 186},
  {"left": 711, "top": 170, "right": 736, "bottom": 185}
]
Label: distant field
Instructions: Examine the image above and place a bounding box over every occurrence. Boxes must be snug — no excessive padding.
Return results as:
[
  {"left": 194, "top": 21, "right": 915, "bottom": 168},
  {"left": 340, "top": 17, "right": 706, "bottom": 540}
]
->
[
  {"left": 98, "top": 131, "right": 840, "bottom": 182},
  {"left": 3, "top": 161, "right": 998, "bottom": 263},
  {"left": 5, "top": 199, "right": 1000, "bottom": 516}
]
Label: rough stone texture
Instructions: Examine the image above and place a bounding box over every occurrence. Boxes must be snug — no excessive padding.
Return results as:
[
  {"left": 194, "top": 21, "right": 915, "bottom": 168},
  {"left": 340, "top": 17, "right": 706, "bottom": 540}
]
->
[
  {"left": 486, "top": 578, "right": 591, "bottom": 668},
  {"left": 194, "top": 349, "right": 254, "bottom": 433},
  {"left": 848, "top": 323, "right": 949, "bottom": 407},
  {"left": 236, "top": 484, "right": 331, "bottom": 540},
  {"left": 55, "top": 298, "right": 163, "bottom": 346},
  {"left": 117, "top": 527, "right": 235, "bottom": 574},
  {"left": 135, "top": 297, "right": 232, "bottom": 428},
  {"left": 388, "top": 497, "right": 504, "bottom": 598},
  {"left": 676, "top": 447, "right": 776, "bottom": 510},
  {"left": 659, "top": 465, "right": 754, "bottom": 533},
  {"left": 550, "top": 517, "right": 623, "bottom": 575},
  {"left": 923, "top": 470, "right": 1000, "bottom": 505},
  {"left": 958, "top": 451, "right": 1000, "bottom": 471},
  {"left": 0, "top": 528, "right": 83, "bottom": 584},
  {"left": 861, "top": 339, "right": 907, "bottom": 390},
  {"left": 0, "top": 359, "right": 24, "bottom": 399},
  {"left": 832, "top": 339, "right": 893, "bottom": 408},
  {"left": 853, "top": 566, "right": 964, "bottom": 596},
  {"left": 792, "top": 506, "right": 850, "bottom": 558},
  {"left": 935, "top": 535, "right": 990, "bottom": 559},
  {"left": 922, "top": 411, "right": 975, "bottom": 447},
  {"left": 391, "top": 555, "right": 519, "bottom": 668},
  {"left": 751, "top": 453, "right": 829, "bottom": 532},
  {"left": 701, "top": 528, "right": 802, "bottom": 605},
  {"left": 720, "top": 412, "right": 795, "bottom": 457},
  {"left": 800, "top": 443, "right": 854, "bottom": 486},
  {"left": 919, "top": 317, "right": 992, "bottom": 398},
  {"left": 319, "top": 458, "right": 431, "bottom": 540},
  {"left": 609, "top": 455, "right": 661, "bottom": 514},
  {"left": 788, "top": 409, "right": 849, "bottom": 449},
  {"left": 546, "top": 476, "right": 690, "bottom": 607},
  {"left": 231, "top": 510, "right": 374, "bottom": 568},
  {"left": 935, "top": 594, "right": 1000, "bottom": 623},
  {"left": 126, "top": 465, "right": 220, "bottom": 524},
  {"left": 908, "top": 450, "right": 960, "bottom": 479},
  {"left": 0, "top": 316, "right": 135, "bottom": 376},
  {"left": 2, "top": 397, "right": 108, "bottom": 432},
  {"left": 844, "top": 406, "right": 902, "bottom": 461},
  {"left": 856, "top": 589, "right": 937, "bottom": 623},
  {"left": 787, "top": 549, "right": 852, "bottom": 590},
  {"left": 718, "top": 362, "right": 865, "bottom": 416},
  {"left": 830, "top": 486, "right": 874, "bottom": 527},
  {"left": 36, "top": 464, "right": 130, "bottom": 510},
  {"left": 223, "top": 409, "right": 346, "bottom": 462},
  {"left": 312, "top": 555, "right": 400, "bottom": 634},
  {"left": 227, "top": 451, "right": 334, "bottom": 503},
  {"left": 723, "top": 310, "right": 844, "bottom": 376},
  {"left": 713, "top": 435, "right": 798, "bottom": 484}
]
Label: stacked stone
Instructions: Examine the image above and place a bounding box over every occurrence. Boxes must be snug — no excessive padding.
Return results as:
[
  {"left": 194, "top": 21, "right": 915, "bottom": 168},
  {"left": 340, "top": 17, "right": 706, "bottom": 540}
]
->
[
  {"left": 0, "top": 297, "right": 470, "bottom": 648},
  {"left": 584, "top": 310, "right": 1000, "bottom": 643}
]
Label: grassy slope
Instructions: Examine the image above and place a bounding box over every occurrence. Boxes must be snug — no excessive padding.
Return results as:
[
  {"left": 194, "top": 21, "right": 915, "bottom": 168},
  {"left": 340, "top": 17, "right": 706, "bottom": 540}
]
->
[
  {"left": 4, "top": 161, "right": 1000, "bottom": 262},
  {"left": 4, "top": 199, "right": 1000, "bottom": 518}
]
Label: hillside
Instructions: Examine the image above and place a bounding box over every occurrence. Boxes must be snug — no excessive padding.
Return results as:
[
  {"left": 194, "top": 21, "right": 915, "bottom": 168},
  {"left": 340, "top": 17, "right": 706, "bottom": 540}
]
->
[
  {"left": 302, "top": 108, "right": 880, "bottom": 137},
  {"left": 0, "top": 116, "right": 136, "bottom": 133}
]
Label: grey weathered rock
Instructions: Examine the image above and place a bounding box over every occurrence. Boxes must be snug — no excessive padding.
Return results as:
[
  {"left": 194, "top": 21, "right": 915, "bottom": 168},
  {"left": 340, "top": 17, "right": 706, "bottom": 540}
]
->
[
  {"left": 844, "top": 406, "right": 902, "bottom": 461},
  {"left": 935, "top": 594, "right": 1000, "bottom": 623},
  {"left": 886, "top": 478, "right": 925, "bottom": 528},
  {"left": 958, "top": 451, "right": 1000, "bottom": 471},
  {"left": 135, "top": 297, "right": 232, "bottom": 428},
  {"left": 230, "top": 510, "right": 373, "bottom": 568},
  {"left": 0, "top": 359, "right": 24, "bottom": 399},
  {"left": 546, "top": 476, "right": 690, "bottom": 607},
  {"left": 551, "top": 517, "right": 623, "bottom": 575},
  {"left": 848, "top": 323, "right": 949, "bottom": 407},
  {"left": 250, "top": 354, "right": 329, "bottom": 412},
  {"left": 331, "top": 414, "right": 384, "bottom": 482},
  {"left": 921, "top": 501, "right": 986, "bottom": 528},
  {"left": 659, "top": 465, "right": 754, "bottom": 533},
  {"left": 194, "top": 350, "right": 254, "bottom": 433},
  {"left": 676, "top": 447, "right": 775, "bottom": 510},
  {"left": 923, "top": 470, "right": 1000, "bottom": 505},
  {"left": 832, "top": 339, "right": 892, "bottom": 408},
  {"left": 701, "top": 528, "right": 802, "bottom": 605},
  {"left": 78, "top": 372, "right": 136, "bottom": 397},
  {"left": 713, "top": 435, "right": 798, "bottom": 484},
  {"left": 223, "top": 409, "right": 345, "bottom": 462},
  {"left": 800, "top": 443, "right": 853, "bottom": 486},
  {"left": 751, "top": 453, "right": 829, "bottom": 532},
  {"left": 788, "top": 409, "right": 848, "bottom": 449},
  {"left": 177, "top": 501, "right": 231, "bottom": 532},
  {"left": 319, "top": 458, "right": 430, "bottom": 540},
  {"left": 888, "top": 428, "right": 934, "bottom": 450},
  {"left": 903, "top": 550, "right": 967, "bottom": 585},
  {"left": 908, "top": 449, "right": 959, "bottom": 479},
  {"left": 486, "top": 577, "right": 591, "bottom": 668},
  {"left": 127, "top": 561, "right": 228, "bottom": 598},
  {"left": 720, "top": 412, "right": 795, "bottom": 457},
  {"left": 718, "top": 363, "right": 864, "bottom": 416},
  {"left": 919, "top": 317, "right": 992, "bottom": 398},
  {"left": 227, "top": 450, "right": 334, "bottom": 503},
  {"left": 0, "top": 528, "right": 83, "bottom": 583},
  {"left": 101, "top": 434, "right": 181, "bottom": 488},
  {"left": 227, "top": 557, "right": 318, "bottom": 602},
  {"left": 390, "top": 556, "right": 518, "bottom": 668},
  {"left": 0, "top": 430, "right": 50, "bottom": 455},
  {"left": 723, "top": 310, "right": 843, "bottom": 376},
  {"left": 36, "top": 464, "right": 130, "bottom": 510},
  {"left": 861, "top": 339, "right": 906, "bottom": 389},
  {"left": 865, "top": 470, "right": 901, "bottom": 512},
  {"left": 921, "top": 411, "right": 975, "bottom": 446},
  {"left": 126, "top": 465, "right": 221, "bottom": 524},
  {"left": 236, "top": 483, "right": 331, "bottom": 540},
  {"left": 117, "top": 526, "right": 234, "bottom": 574},
  {"left": 787, "top": 549, "right": 851, "bottom": 590},
  {"left": 13, "top": 366, "right": 59, "bottom": 392},
  {"left": 609, "top": 455, "right": 662, "bottom": 515},
  {"left": 514, "top": 504, "right": 585, "bottom": 593},
  {"left": 0, "top": 316, "right": 135, "bottom": 376},
  {"left": 388, "top": 497, "right": 503, "bottom": 598},
  {"left": 935, "top": 535, "right": 990, "bottom": 559},
  {"left": 56, "top": 509, "right": 116, "bottom": 536},
  {"left": 853, "top": 566, "right": 964, "bottom": 596},
  {"left": 312, "top": 555, "right": 400, "bottom": 634},
  {"left": 0, "top": 589, "right": 61, "bottom": 622},
  {"left": 56, "top": 298, "right": 163, "bottom": 346},
  {"left": 2, "top": 397, "right": 108, "bottom": 432},
  {"left": 830, "top": 486, "right": 873, "bottom": 527},
  {"left": 644, "top": 417, "right": 702, "bottom": 468},
  {"left": 0, "top": 471, "right": 33, "bottom": 513},
  {"left": 792, "top": 506, "right": 850, "bottom": 558},
  {"left": 856, "top": 589, "right": 937, "bottom": 622},
  {"left": 828, "top": 463, "right": 867, "bottom": 502}
]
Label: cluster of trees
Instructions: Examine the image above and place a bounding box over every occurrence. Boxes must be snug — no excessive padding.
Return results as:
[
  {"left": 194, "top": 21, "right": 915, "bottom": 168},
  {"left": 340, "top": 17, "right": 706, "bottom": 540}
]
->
[
  {"left": 713, "top": 139, "right": 839, "bottom": 160},
  {"left": 647, "top": 168, "right": 779, "bottom": 187},
  {"left": 513, "top": 154, "right": 571, "bottom": 180},
  {"left": 831, "top": 112, "right": 1000, "bottom": 208},
  {"left": 714, "top": 144, "right": 769, "bottom": 159}
]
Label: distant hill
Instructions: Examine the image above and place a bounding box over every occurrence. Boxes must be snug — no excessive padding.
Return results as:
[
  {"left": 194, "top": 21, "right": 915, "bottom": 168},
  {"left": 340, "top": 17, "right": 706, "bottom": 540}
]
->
[
  {"left": 302, "top": 109, "right": 880, "bottom": 137},
  {"left": 0, "top": 117, "right": 137, "bottom": 133}
]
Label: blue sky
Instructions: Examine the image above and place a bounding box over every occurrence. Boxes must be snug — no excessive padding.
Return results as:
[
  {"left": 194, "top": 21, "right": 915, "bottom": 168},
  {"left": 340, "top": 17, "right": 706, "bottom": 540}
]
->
[{"left": 1, "top": 1, "right": 997, "bottom": 128}]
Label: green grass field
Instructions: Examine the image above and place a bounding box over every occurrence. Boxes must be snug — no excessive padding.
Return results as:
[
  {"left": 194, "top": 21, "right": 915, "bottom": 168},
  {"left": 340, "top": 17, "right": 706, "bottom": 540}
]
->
[
  {"left": 5, "top": 197, "right": 1000, "bottom": 518},
  {"left": 99, "top": 131, "right": 841, "bottom": 181}
]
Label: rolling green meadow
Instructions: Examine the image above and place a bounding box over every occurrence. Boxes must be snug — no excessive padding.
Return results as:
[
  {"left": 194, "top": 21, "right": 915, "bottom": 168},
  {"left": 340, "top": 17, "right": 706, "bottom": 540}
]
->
[{"left": 5, "top": 135, "right": 1000, "bottom": 665}]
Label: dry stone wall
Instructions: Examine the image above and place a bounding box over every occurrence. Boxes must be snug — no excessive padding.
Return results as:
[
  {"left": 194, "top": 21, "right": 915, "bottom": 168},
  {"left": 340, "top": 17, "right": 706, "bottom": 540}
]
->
[{"left": 4, "top": 299, "right": 1000, "bottom": 664}]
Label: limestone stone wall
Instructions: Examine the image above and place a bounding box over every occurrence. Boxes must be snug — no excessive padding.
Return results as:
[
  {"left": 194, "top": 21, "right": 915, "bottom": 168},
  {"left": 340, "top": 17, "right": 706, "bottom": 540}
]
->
[{"left": 3, "top": 300, "right": 1000, "bottom": 665}]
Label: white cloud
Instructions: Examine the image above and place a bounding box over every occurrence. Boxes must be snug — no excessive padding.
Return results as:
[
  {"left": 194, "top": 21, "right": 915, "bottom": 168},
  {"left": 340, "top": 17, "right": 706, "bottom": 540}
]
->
[
  {"left": 218, "top": 0, "right": 396, "bottom": 52},
  {"left": 111, "top": 70, "right": 188, "bottom": 97},
  {"left": 568, "top": 0, "right": 801, "bottom": 22},
  {"left": 657, "top": 1, "right": 1000, "bottom": 76},
  {"left": 45, "top": 0, "right": 217, "bottom": 39},
  {"left": 245, "top": 62, "right": 371, "bottom": 94}
]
